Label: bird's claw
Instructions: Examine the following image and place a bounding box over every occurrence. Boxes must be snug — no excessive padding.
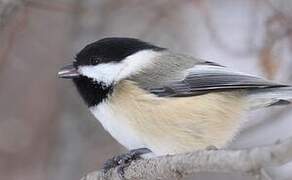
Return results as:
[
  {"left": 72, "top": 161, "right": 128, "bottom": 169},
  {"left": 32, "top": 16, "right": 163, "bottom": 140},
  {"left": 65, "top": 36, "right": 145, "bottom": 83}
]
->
[
  {"left": 206, "top": 145, "right": 218, "bottom": 150},
  {"left": 102, "top": 148, "right": 151, "bottom": 179}
]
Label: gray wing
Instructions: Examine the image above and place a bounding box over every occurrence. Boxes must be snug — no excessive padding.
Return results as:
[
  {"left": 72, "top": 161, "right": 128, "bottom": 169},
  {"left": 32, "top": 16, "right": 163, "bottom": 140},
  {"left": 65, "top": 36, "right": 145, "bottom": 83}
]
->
[{"left": 147, "top": 62, "right": 286, "bottom": 97}]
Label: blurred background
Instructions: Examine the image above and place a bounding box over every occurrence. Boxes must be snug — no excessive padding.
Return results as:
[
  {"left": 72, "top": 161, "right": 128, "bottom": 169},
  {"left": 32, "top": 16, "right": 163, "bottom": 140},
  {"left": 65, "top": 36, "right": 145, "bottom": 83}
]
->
[{"left": 1, "top": 0, "right": 292, "bottom": 179}]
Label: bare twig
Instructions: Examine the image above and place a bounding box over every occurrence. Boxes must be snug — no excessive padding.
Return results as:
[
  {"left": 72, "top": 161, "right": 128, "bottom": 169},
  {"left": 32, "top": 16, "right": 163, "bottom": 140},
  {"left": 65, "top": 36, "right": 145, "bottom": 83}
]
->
[
  {"left": 0, "top": 0, "right": 23, "bottom": 30},
  {"left": 81, "top": 137, "right": 292, "bottom": 180}
]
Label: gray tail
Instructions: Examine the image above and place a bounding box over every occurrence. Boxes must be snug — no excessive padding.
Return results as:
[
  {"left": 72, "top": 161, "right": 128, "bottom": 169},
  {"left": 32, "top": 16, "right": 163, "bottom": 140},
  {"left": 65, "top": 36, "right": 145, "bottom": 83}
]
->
[{"left": 247, "top": 86, "right": 292, "bottom": 110}]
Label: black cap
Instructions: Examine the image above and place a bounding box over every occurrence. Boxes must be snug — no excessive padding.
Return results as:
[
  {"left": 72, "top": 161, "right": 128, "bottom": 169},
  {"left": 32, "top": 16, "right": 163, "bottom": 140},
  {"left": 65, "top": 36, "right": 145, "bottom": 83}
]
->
[{"left": 74, "top": 37, "right": 165, "bottom": 66}]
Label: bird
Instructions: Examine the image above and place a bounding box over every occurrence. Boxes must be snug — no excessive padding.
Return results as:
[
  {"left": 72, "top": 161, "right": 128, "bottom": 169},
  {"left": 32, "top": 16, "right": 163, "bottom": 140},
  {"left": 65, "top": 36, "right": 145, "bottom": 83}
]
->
[{"left": 58, "top": 37, "right": 292, "bottom": 173}]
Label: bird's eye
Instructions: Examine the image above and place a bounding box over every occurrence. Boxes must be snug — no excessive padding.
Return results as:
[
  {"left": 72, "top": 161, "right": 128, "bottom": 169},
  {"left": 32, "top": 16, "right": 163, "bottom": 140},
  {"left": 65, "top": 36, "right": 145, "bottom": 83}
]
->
[{"left": 89, "top": 56, "right": 102, "bottom": 65}]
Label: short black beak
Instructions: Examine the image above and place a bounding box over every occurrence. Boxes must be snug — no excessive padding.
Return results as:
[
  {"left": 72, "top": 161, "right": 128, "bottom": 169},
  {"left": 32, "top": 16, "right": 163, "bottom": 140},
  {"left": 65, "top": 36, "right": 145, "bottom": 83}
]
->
[{"left": 58, "top": 64, "right": 80, "bottom": 79}]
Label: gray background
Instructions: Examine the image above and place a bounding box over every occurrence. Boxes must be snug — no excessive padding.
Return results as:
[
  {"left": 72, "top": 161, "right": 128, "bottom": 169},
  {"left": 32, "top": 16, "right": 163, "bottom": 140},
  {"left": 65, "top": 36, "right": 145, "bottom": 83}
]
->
[{"left": 0, "top": 0, "right": 292, "bottom": 179}]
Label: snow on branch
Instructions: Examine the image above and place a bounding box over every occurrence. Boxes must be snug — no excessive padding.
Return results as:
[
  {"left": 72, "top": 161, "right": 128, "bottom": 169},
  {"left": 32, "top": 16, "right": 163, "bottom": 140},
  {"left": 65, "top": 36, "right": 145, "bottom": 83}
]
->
[{"left": 81, "top": 137, "right": 292, "bottom": 180}]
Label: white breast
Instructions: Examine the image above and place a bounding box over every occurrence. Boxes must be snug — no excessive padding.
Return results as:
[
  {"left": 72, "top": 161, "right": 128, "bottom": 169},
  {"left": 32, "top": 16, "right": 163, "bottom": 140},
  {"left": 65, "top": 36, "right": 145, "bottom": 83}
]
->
[{"left": 90, "top": 102, "right": 145, "bottom": 150}]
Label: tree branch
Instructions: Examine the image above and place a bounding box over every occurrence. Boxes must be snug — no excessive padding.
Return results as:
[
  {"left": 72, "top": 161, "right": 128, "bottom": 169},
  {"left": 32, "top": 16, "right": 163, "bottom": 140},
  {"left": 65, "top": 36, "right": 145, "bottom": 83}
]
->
[{"left": 81, "top": 137, "right": 292, "bottom": 180}]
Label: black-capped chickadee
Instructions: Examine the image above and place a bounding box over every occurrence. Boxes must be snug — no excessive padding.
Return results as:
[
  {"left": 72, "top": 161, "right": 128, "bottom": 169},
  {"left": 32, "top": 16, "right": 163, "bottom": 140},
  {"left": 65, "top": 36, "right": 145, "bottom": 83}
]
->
[{"left": 58, "top": 37, "right": 292, "bottom": 170}]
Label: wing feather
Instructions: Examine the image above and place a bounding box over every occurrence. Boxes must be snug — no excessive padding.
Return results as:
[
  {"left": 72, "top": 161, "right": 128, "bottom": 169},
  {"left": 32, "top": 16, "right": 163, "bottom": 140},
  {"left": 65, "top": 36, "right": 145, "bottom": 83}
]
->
[{"left": 149, "top": 63, "right": 286, "bottom": 97}]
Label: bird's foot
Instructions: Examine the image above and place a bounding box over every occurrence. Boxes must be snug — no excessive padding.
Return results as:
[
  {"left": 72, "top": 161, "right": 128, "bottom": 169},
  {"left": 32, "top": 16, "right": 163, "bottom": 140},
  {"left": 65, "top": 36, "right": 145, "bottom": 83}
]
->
[
  {"left": 206, "top": 145, "right": 218, "bottom": 150},
  {"left": 102, "top": 148, "right": 151, "bottom": 179}
]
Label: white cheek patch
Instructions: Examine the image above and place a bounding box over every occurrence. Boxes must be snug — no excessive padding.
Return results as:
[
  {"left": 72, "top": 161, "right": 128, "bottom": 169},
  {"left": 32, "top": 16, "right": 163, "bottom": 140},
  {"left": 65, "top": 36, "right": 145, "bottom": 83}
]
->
[
  {"left": 78, "top": 63, "right": 124, "bottom": 85},
  {"left": 78, "top": 50, "right": 161, "bottom": 85},
  {"left": 117, "top": 50, "right": 160, "bottom": 79}
]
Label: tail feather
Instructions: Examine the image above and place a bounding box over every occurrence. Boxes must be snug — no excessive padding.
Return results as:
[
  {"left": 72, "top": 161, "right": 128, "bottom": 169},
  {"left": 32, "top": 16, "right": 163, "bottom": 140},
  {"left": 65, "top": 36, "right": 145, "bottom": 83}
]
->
[{"left": 247, "top": 86, "right": 292, "bottom": 109}]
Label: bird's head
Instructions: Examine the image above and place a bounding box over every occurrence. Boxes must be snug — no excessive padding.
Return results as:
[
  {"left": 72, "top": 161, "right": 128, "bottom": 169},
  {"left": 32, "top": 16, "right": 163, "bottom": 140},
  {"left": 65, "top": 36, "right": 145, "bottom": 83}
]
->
[{"left": 58, "top": 37, "right": 165, "bottom": 106}]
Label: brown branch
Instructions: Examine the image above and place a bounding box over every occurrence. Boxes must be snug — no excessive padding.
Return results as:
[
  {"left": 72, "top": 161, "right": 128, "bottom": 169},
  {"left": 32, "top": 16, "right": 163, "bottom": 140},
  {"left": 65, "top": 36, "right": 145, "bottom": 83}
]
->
[{"left": 81, "top": 137, "right": 292, "bottom": 180}]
